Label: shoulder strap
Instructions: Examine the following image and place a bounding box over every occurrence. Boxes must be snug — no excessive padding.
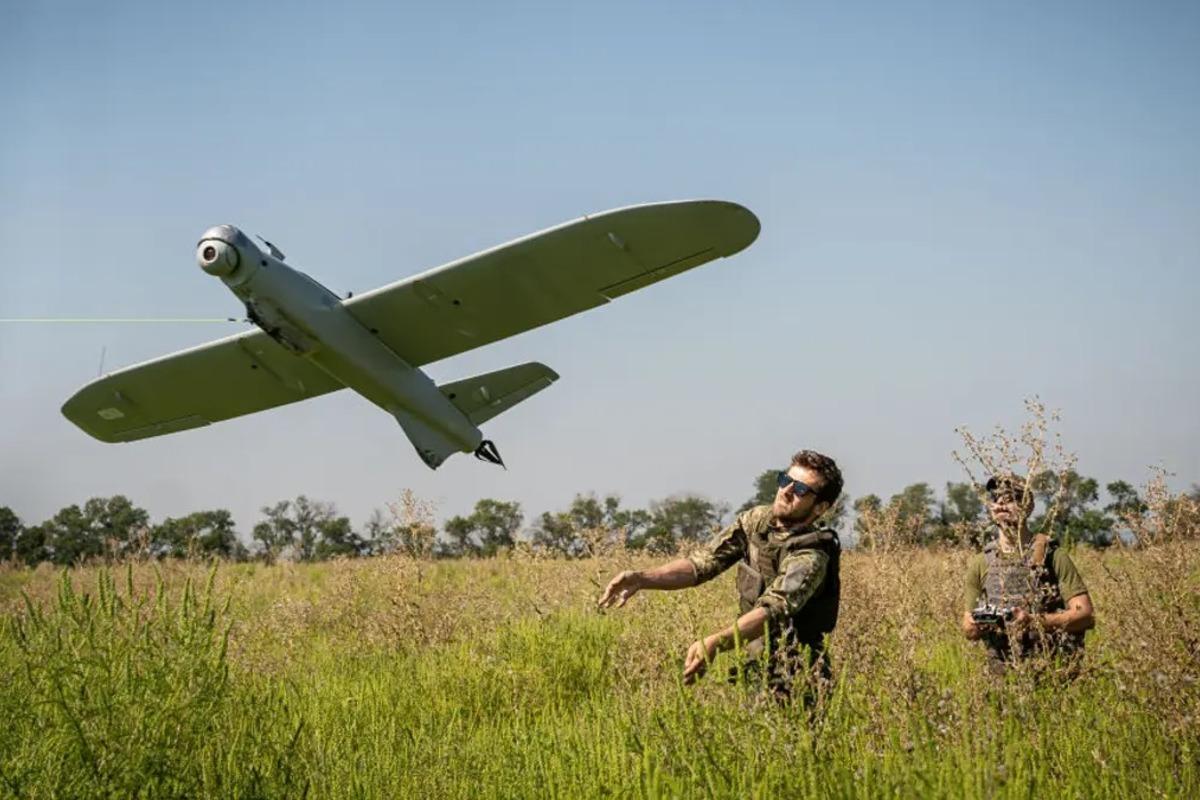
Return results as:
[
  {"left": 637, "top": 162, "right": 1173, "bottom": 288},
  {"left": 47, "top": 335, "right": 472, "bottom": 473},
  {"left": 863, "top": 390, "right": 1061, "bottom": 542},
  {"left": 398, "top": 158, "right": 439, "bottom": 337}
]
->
[
  {"left": 784, "top": 528, "right": 839, "bottom": 552},
  {"left": 1040, "top": 537, "right": 1062, "bottom": 579}
]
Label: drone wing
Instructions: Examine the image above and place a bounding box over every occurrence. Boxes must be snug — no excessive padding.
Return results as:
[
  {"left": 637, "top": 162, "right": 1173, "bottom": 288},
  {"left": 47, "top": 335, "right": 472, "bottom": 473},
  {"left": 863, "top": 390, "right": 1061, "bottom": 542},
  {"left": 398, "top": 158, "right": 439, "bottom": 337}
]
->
[
  {"left": 62, "top": 330, "right": 344, "bottom": 442},
  {"left": 344, "top": 200, "right": 759, "bottom": 366}
]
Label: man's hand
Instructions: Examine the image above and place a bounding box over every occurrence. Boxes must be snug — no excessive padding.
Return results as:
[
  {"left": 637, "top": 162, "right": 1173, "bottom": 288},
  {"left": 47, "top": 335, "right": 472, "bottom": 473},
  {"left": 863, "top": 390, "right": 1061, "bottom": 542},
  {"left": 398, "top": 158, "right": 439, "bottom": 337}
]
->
[
  {"left": 683, "top": 637, "right": 719, "bottom": 685},
  {"left": 598, "top": 570, "right": 643, "bottom": 609},
  {"left": 1007, "top": 606, "right": 1033, "bottom": 634},
  {"left": 961, "top": 611, "right": 985, "bottom": 640}
]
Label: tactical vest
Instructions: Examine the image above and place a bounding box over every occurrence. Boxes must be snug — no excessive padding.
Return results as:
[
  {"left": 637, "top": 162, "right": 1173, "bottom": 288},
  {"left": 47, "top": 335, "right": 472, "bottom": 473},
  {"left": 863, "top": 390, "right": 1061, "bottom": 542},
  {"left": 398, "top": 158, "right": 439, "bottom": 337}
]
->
[
  {"left": 981, "top": 533, "right": 1083, "bottom": 660},
  {"left": 734, "top": 507, "right": 840, "bottom": 652}
]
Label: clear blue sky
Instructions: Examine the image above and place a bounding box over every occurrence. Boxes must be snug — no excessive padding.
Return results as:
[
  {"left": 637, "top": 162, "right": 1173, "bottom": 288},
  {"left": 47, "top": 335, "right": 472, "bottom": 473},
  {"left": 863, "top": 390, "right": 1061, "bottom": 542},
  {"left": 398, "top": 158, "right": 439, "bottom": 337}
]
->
[{"left": 2, "top": 0, "right": 1197, "bottom": 535}]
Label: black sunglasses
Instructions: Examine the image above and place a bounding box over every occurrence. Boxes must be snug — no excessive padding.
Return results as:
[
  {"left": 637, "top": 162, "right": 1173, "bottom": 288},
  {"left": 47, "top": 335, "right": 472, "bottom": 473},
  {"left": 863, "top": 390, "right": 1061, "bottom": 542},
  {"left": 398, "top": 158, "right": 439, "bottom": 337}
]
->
[{"left": 777, "top": 471, "right": 819, "bottom": 498}]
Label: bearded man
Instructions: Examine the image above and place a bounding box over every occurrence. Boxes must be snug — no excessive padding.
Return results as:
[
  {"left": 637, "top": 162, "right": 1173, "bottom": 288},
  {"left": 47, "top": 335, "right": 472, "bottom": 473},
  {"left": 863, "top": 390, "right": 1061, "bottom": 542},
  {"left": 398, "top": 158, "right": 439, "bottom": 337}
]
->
[{"left": 598, "top": 449, "right": 843, "bottom": 699}]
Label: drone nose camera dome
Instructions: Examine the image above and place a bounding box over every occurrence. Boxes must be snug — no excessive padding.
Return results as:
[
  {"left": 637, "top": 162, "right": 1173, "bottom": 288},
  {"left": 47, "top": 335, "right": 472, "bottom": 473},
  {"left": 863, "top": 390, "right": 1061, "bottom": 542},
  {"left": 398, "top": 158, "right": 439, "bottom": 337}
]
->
[{"left": 197, "top": 239, "right": 239, "bottom": 276}]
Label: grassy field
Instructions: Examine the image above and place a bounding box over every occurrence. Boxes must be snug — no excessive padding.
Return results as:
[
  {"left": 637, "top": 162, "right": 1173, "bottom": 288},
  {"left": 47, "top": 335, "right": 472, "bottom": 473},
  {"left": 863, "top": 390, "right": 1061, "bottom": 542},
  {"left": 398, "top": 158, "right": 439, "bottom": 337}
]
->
[{"left": 1, "top": 543, "right": 1197, "bottom": 799}]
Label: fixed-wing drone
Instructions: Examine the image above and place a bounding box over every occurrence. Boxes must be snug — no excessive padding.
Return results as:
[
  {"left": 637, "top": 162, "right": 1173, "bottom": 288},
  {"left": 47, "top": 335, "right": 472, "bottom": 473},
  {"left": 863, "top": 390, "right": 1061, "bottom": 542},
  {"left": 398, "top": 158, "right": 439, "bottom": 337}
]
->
[{"left": 63, "top": 200, "right": 760, "bottom": 468}]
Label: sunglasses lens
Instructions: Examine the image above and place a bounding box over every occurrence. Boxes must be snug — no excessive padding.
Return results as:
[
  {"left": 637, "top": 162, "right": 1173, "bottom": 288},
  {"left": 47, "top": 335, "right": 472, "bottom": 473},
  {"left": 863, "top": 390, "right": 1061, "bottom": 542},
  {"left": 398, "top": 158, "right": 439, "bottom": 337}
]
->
[{"left": 777, "top": 473, "right": 815, "bottom": 497}]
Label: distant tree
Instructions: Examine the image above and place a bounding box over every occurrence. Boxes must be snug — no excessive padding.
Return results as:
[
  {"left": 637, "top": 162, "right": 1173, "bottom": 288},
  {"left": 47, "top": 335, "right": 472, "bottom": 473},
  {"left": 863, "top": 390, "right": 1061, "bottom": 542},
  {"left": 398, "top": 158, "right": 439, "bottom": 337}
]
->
[
  {"left": 853, "top": 484, "right": 937, "bottom": 549},
  {"left": 152, "top": 510, "right": 247, "bottom": 560},
  {"left": 608, "top": 504, "right": 652, "bottom": 547},
  {"left": 852, "top": 494, "right": 883, "bottom": 546},
  {"left": 313, "top": 515, "right": 366, "bottom": 560},
  {"left": 933, "top": 482, "right": 987, "bottom": 545},
  {"left": 630, "top": 495, "right": 727, "bottom": 553},
  {"left": 36, "top": 496, "right": 150, "bottom": 565},
  {"left": 361, "top": 509, "right": 391, "bottom": 557},
  {"left": 441, "top": 499, "right": 523, "bottom": 557},
  {"left": 14, "top": 523, "right": 49, "bottom": 566},
  {"left": 942, "top": 482, "right": 985, "bottom": 525},
  {"left": 0, "top": 506, "right": 20, "bottom": 562},
  {"left": 291, "top": 496, "right": 328, "bottom": 561},
  {"left": 530, "top": 509, "right": 580, "bottom": 556},
  {"left": 253, "top": 501, "right": 296, "bottom": 562},
  {"left": 1030, "top": 470, "right": 1114, "bottom": 547},
  {"left": 1105, "top": 480, "right": 1147, "bottom": 517},
  {"left": 85, "top": 496, "right": 152, "bottom": 557},
  {"left": 891, "top": 483, "right": 937, "bottom": 531},
  {"left": 252, "top": 496, "right": 360, "bottom": 561},
  {"left": 532, "top": 494, "right": 649, "bottom": 556},
  {"left": 38, "top": 505, "right": 97, "bottom": 565},
  {"left": 1104, "top": 480, "right": 1147, "bottom": 543}
]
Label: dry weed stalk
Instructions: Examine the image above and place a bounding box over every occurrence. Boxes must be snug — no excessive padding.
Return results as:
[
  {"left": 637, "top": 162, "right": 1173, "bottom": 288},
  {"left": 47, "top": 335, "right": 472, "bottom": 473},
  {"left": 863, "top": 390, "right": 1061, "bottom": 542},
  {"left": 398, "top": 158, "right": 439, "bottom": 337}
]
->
[
  {"left": 579, "top": 525, "right": 638, "bottom": 559},
  {"left": 383, "top": 488, "right": 439, "bottom": 558},
  {"left": 855, "top": 501, "right": 928, "bottom": 552},
  {"left": 953, "top": 397, "right": 1072, "bottom": 556},
  {"left": 1117, "top": 466, "right": 1200, "bottom": 547}
]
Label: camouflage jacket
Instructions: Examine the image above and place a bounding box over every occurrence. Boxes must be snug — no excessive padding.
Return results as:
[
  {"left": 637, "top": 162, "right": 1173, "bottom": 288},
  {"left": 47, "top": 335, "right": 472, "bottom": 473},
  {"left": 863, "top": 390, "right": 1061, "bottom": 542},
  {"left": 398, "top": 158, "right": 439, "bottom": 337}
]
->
[{"left": 688, "top": 505, "right": 840, "bottom": 650}]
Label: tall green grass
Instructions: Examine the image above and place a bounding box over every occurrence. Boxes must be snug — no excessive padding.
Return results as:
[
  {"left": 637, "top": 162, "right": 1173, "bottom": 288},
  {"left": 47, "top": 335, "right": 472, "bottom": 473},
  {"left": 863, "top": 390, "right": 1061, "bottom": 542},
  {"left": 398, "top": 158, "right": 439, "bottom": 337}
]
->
[{"left": 1, "top": 545, "right": 1196, "bottom": 798}]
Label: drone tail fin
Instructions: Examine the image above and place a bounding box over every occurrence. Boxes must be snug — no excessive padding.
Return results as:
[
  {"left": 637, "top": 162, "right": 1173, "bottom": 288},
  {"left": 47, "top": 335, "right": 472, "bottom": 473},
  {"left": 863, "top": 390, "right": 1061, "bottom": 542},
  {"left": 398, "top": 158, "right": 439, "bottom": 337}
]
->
[
  {"left": 437, "top": 362, "right": 558, "bottom": 427},
  {"left": 394, "top": 362, "right": 557, "bottom": 470}
]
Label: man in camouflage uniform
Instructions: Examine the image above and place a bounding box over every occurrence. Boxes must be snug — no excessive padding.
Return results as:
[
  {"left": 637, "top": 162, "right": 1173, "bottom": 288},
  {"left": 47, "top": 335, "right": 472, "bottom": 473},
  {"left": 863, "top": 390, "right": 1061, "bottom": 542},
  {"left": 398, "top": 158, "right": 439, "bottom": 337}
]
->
[
  {"left": 961, "top": 473, "right": 1095, "bottom": 673},
  {"left": 598, "top": 450, "right": 843, "bottom": 699}
]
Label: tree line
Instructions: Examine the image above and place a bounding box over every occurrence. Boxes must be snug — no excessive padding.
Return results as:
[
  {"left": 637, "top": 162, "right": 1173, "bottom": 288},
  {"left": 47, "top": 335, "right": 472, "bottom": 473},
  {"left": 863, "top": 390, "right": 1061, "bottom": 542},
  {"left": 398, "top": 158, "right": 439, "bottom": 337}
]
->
[
  {"left": 0, "top": 492, "right": 731, "bottom": 566},
  {"left": 2, "top": 469, "right": 1194, "bottom": 566}
]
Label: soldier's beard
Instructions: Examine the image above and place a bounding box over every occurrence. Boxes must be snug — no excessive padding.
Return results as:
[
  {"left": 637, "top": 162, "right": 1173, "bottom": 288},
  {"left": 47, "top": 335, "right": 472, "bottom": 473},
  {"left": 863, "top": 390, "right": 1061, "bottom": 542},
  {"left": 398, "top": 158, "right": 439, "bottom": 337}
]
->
[{"left": 776, "top": 502, "right": 818, "bottom": 526}]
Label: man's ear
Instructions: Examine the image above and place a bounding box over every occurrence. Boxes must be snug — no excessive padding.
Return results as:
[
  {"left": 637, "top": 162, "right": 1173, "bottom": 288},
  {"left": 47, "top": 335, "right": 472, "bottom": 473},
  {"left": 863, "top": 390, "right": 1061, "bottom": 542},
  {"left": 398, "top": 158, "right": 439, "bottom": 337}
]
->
[{"left": 812, "top": 500, "right": 831, "bottom": 520}]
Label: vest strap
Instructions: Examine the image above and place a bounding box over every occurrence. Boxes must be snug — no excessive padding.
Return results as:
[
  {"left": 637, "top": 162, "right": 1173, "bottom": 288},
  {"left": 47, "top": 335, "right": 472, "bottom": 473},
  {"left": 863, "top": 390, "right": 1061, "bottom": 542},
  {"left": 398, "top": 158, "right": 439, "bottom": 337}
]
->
[{"left": 785, "top": 530, "right": 837, "bottom": 550}]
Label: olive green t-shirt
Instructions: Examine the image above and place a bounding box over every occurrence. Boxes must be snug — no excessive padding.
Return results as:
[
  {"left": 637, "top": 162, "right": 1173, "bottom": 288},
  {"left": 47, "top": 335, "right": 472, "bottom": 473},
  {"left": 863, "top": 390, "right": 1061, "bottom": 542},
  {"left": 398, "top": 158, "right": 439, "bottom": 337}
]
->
[{"left": 963, "top": 548, "right": 1089, "bottom": 613}]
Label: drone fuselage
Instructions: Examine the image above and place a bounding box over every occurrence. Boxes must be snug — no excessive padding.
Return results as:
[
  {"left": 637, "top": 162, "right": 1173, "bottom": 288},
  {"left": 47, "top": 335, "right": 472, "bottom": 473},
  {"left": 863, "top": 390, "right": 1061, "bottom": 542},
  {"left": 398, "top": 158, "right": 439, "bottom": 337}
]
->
[{"left": 196, "top": 225, "right": 481, "bottom": 467}]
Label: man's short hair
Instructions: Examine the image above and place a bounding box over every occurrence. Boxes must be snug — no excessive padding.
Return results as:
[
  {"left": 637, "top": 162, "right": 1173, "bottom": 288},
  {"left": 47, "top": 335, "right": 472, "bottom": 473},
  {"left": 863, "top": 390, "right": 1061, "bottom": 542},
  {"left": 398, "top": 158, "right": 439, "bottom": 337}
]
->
[{"left": 791, "top": 449, "right": 843, "bottom": 506}]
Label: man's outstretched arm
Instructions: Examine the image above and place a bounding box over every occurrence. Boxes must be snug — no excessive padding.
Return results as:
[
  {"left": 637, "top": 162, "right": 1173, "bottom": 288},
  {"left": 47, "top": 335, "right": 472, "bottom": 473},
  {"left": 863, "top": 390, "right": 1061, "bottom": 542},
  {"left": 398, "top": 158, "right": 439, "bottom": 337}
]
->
[
  {"left": 597, "top": 559, "right": 698, "bottom": 608},
  {"left": 597, "top": 518, "right": 748, "bottom": 609}
]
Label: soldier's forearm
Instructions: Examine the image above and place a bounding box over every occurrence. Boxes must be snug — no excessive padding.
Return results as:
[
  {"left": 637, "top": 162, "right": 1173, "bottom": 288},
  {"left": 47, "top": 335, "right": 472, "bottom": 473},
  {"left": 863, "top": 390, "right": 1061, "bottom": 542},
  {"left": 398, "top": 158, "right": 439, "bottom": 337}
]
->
[
  {"left": 706, "top": 607, "right": 770, "bottom": 653},
  {"left": 1038, "top": 593, "right": 1095, "bottom": 634},
  {"left": 1039, "top": 607, "right": 1094, "bottom": 634},
  {"left": 635, "top": 558, "right": 699, "bottom": 591}
]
